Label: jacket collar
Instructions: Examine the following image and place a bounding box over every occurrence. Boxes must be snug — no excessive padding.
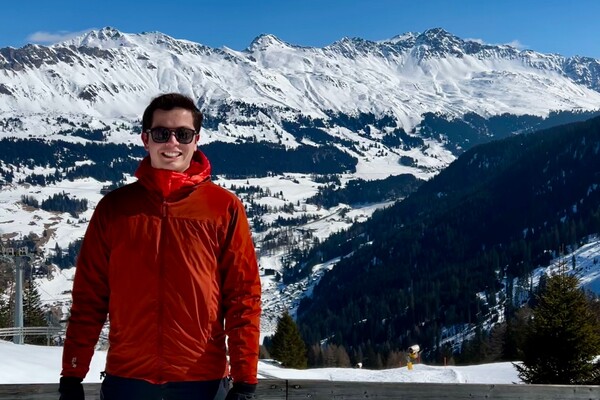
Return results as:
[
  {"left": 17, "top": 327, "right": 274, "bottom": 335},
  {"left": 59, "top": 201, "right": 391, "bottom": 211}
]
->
[{"left": 135, "top": 150, "right": 212, "bottom": 199}]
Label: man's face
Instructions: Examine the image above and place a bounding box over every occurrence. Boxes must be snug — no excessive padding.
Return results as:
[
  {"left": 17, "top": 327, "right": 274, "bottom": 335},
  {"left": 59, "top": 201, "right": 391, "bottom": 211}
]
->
[{"left": 142, "top": 107, "right": 199, "bottom": 172}]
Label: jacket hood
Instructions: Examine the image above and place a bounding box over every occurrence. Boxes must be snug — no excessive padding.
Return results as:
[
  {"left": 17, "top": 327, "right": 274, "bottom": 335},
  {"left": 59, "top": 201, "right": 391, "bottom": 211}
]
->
[{"left": 135, "top": 150, "right": 212, "bottom": 198}]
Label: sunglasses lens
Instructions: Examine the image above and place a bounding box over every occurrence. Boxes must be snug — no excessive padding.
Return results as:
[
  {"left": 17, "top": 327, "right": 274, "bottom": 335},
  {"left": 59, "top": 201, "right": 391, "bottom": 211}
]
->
[
  {"left": 174, "top": 128, "right": 195, "bottom": 144},
  {"left": 150, "top": 128, "right": 171, "bottom": 143},
  {"left": 149, "top": 128, "right": 196, "bottom": 144}
]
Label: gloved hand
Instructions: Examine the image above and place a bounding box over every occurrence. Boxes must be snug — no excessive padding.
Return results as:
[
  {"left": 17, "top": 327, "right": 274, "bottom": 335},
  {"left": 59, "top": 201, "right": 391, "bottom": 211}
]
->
[
  {"left": 58, "top": 376, "right": 84, "bottom": 400},
  {"left": 225, "top": 382, "right": 256, "bottom": 400}
]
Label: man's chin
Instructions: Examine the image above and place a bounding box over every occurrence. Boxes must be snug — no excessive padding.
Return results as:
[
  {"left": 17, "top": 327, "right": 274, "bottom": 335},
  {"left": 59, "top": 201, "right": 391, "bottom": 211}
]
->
[{"left": 151, "top": 160, "right": 188, "bottom": 172}]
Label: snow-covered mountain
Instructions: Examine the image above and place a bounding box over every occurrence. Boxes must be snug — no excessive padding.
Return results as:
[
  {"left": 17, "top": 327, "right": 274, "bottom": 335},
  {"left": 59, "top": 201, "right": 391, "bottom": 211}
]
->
[
  {"left": 1, "top": 26, "right": 600, "bottom": 127},
  {"left": 2, "top": 26, "right": 599, "bottom": 187},
  {"left": 2, "top": 26, "right": 600, "bottom": 339}
]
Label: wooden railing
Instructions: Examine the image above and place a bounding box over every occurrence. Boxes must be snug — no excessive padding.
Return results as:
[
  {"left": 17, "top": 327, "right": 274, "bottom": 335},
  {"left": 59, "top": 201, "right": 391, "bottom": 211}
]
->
[
  {"left": 0, "top": 326, "right": 63, "bottom": 345},
  {"left": 0, "top": 327, "right": 63, "bottom": 337},
  {"left": 0, "top": 380, "right": 598, "bottom": 399},
  {"left": 0, "top": 327, "right": 108, "bottom": 343}
]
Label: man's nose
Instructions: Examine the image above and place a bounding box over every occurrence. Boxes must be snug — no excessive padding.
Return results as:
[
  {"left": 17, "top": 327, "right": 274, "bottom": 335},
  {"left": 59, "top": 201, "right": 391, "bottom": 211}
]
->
[{"left": 166, "top": 132, "right": 179, "bottom": 143}]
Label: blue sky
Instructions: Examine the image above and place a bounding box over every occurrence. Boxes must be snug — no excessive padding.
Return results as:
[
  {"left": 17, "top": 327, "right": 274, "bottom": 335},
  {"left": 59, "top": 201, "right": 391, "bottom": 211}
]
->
[{"left": 1, "top": 0, "right": 598, "bottom": 58}]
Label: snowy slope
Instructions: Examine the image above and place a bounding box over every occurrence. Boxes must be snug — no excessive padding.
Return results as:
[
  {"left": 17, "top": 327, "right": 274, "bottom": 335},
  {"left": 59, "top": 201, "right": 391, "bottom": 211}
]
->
[
  {"left": 2, "top": 26, "right": 600, "bottom": 340},
  {"left": 0, "top": 27, "right": 599, "bottom": 130},
  {"left": 0, "top": 339, "right": 521, "bottom": 384}
]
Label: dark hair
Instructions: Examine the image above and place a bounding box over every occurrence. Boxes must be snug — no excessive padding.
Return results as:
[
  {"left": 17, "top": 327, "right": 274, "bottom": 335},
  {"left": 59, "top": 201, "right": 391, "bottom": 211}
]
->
[{"left": 142, "top": 93, "right": 203, "bottom": 133}]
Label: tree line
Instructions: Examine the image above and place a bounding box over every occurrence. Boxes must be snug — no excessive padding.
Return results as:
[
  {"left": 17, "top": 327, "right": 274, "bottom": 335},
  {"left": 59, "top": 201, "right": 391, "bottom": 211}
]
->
[
  {"left": 267, "top": 266, "right": 600, "bottom": 384},
  {"left": 294, "top": 116, "right": 600, "bottom": 368},
  {"left": 22, "top": 192, "right": 88, "bottom": 218}
]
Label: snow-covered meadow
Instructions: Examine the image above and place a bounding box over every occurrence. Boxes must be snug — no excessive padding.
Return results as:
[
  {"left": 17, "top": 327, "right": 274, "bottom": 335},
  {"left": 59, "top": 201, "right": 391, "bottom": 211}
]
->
[{"left": 0, "top": 340, "right": 521, "bottom": 384}]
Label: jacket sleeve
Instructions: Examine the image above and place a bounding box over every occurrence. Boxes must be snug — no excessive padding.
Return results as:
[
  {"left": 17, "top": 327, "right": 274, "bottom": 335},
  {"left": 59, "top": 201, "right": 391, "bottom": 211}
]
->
[
  {"left": 220, "top": 199, "right": 261, "bottom": 385},
  {"left": 61, "top": 199, "right": 111, "bottom": 379}
]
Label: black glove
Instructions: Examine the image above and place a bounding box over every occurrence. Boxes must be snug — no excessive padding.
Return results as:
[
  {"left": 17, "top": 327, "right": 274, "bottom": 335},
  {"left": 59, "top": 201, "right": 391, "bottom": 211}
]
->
[
  {"left": 58, "top": 376, "right": 84, "bottom": 400},
  {"left": 225, "top": 382, "right": 256, "bottom": 400}
]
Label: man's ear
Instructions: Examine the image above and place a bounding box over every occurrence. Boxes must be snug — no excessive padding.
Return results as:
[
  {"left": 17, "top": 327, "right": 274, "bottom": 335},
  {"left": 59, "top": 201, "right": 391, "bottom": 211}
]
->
[{"left": 141, "top": 131, "right": 149, "bottom": 150}]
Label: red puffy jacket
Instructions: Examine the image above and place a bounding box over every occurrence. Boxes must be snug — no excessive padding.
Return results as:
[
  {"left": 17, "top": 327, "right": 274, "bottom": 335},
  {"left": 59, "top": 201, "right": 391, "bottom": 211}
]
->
[{"left": 61, "top": 151, "right": 261, "bottom": 384}]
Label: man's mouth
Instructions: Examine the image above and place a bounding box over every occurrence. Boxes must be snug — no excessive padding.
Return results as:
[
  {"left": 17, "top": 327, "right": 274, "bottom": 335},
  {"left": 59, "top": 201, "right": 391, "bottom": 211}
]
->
[{"left": 162, "top": 151, "right": 182, "bottom": 158}]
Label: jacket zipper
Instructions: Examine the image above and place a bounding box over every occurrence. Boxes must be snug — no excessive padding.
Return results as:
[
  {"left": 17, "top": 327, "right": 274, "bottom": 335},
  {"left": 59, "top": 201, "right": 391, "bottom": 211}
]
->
[{"left": 157, "top": 199, "right": 168, "bottom": 382}]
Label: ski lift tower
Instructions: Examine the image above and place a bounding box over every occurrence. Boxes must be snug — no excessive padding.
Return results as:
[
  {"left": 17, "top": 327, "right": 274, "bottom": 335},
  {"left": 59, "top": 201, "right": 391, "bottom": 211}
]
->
[{"left": 0, "top": 243, "right": 31, "bottom": 344}]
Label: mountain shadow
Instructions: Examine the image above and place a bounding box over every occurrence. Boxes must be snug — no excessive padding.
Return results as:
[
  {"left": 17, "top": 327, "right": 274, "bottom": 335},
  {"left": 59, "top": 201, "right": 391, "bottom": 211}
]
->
[{"left": 296, "top": 115, "right": 600, "bottom": 361}]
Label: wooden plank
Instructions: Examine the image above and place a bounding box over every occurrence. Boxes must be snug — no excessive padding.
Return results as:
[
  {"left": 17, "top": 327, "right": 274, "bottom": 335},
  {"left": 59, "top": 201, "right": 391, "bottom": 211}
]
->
[
  {"left": 0, "top": 384, "right": 98, "bottom": 400},
  {"left": 255, "top": 380, "right": 287, "bottom": 399},
  {"left": 0, "top": 380, "right": 598, "bottom": 400},
  {"left": 283, "top": 380, "right": 600, "bottom": 400},
  {"left": 0, "top": 384, "right": 101, "bottom": 400}
]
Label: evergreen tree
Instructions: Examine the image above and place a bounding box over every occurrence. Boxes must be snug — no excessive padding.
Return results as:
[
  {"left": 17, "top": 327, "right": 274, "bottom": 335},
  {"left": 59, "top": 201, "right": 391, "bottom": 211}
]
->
[
  {"left": 270, "top": 311, "right": 307, "bottom": 368},
  {"left": 307, "top": 343, "right": 322, "bottom": 367},
  {"left": 503, "top": 305, "right": 532, "bottom": 361},
  {"left": 322, "top": 344, "right": 336, "bottom": 367},
  {"left": 0, "top": 257, "right": 13, "bottom": 329},
  {"left": 486, "top": 322, "right": 506, "bottom": 362},
  {"left": 363, "top": 344, "right": 379, "bottom": 369},
  {"left": 23, "top": 280, "right": 47, "bottom": 345},
  {"left": 0, "top": 292, "right": 10, "bottom": 328},
  {"left": 515, "top": 272, "right": 600, "bottom": 384}
]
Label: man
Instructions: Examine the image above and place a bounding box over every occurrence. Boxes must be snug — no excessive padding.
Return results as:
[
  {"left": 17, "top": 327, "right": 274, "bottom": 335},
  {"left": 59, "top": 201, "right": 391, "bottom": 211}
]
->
[{"left": 58, "top": 93, "right": 261, "bottom": 400}]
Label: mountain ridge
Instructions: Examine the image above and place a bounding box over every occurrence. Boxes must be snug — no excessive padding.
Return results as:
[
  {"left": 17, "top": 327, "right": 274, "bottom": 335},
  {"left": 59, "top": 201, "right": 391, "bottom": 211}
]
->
[
  {"left": 1, "top": 27, "right": 599, "bottom": 124},
  {"left": 1, "top": 26, "right": 600, "bottom": 348}
]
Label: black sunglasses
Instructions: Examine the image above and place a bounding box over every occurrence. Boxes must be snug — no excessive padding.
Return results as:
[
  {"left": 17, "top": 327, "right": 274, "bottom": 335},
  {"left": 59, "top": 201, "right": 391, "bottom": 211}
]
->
[{"left": 146, "top": 127, "right": 197, "bottom": 144}]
